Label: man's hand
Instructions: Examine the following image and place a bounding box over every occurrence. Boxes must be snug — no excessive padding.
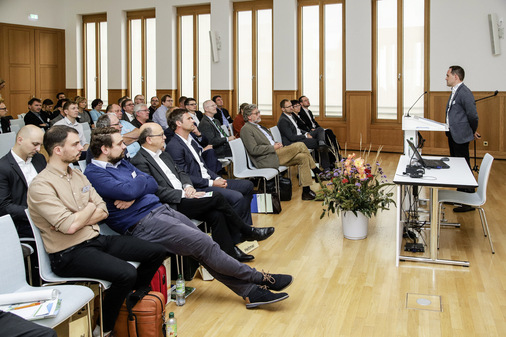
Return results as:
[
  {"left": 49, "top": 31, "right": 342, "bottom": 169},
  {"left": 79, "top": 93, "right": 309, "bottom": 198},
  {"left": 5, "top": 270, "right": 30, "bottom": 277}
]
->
[
  {"left": 114, "top": 199, "right": 135, "bottom": 210},
  {"left": 203, "top": 145, "right": 213, "bottom": 151},
  {"left": 184, "top": 186, "right": 197, "bottom": 198},
  {"left": 474, "top": 132, "right": 481, "bottom": 139},
  {"left": 227, "top": 136, "right": 236, "bottom": 141},
  {"left": 305, "top": 133, "right": 313, "bottom": 139},
  {"left": 194, "top": 191, "right": 207, "bottom": 198},
  {"left": 193, "top": 128, "right": 201, "bottom": 136},
  {"left": 212, "top": 178, "right": 227, "bottom": 188},
  {"left": 274, "top": 142, "right": 283, "bottom": 150}
]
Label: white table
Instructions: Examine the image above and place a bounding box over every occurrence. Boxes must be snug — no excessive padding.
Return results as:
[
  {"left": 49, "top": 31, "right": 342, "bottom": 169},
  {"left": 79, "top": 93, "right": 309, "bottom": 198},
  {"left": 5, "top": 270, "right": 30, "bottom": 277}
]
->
[{"left": 393, "top": 155, "right": 478, "bottom": 267}]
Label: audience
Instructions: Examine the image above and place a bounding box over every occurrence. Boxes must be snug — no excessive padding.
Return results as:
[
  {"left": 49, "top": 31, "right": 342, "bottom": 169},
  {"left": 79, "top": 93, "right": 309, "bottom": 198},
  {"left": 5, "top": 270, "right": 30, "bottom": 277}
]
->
[
  {"left": 50, "top": 98, "right": 69, "bottom": 126},
  {"left": 53, "top": 100, "right": 89, "bottom": 151},
  {"left": 0, "top": 99, "right": 11, "bottom": 133},
  {"left": 24, "top": 98, "right": 50, "bottom": 130},
  {"left": 184, "top": 97, "right": 203, "bottom": 126},
  {"left": 148, "top": 96, "right": 160, "bottom": 119},
  {"left": 105, "top": 104, "right": 140, "bottom": 157},
  {"left": 27, "top": 125, "right": 166, "bottom": 337},
  {"left": 134, "top": 94, "right": 145, "bottom": 105},
  {"left": 0, "top": 125, "right": 46, "bottom": 237},
  {"left": 212, "top": 95, "right": 233, "bottom": 127},
  {"left": 152, "top": 94, "right": 173, "bottom": 130},
  {"left": 121, "top": 98, "right": 135, "bottom": 122},
  {"left": 130, "top": 103, "right": 152, "bottom": 128},
  {"left": 76, "top": 96, "right": 94, "bottom": 128},
  {"left": 233, "top": 102, "right": 248, "bottom": 138},
  {"left": 89, "top": 98, "right": 104, "bottom": 122},
  {"left": 84, "top": 126, "right": 292, "bottom": 309}
]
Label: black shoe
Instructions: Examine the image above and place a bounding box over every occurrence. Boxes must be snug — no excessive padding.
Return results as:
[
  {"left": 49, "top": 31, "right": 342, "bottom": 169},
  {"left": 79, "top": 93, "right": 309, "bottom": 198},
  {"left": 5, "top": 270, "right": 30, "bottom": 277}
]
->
[
  {"left": 231, "top": 246, "right": 254, "bottom": 262},
  {"left": 244, "top": 286, "right": 289, "bottom": 309},
  {"left": 259, "top": 271, "right": 293, "bottom": 291},
  {"left": 453, "top": 205, "right": 475, "bottom": 213},
  {"left": 243, "top": 227, "right": 275, "bottom": 241},
  {"left": 302, "top": 190, "right": 316, "bottom": 200}
]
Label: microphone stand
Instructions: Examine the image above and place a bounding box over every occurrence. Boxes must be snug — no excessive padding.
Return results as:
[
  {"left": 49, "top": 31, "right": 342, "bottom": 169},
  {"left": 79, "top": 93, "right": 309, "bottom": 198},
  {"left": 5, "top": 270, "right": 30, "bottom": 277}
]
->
[{"left": 472, "top": 90, "right": 499, "bottom": 173}]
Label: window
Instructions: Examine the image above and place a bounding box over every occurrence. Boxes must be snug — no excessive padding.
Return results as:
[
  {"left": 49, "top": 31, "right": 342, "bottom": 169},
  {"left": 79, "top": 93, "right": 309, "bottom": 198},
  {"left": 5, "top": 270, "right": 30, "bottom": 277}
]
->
[
  {"left": 177, "top": 5, "right": 211, "bottom": 110},
  {"left": 127, "top": 10, "right": 156, "bottom": 100},
  {"left": 234, "top": 1, "right": 273, "bottom": 116},
  {"left": 299, "top": 0, "right": 344, "bottom": 118},
  {"left": 83, "top": 14, "right": 108, "bottom": 107},
  {"left": 374, "top": 0, "right": 426, "bottom": 120}
]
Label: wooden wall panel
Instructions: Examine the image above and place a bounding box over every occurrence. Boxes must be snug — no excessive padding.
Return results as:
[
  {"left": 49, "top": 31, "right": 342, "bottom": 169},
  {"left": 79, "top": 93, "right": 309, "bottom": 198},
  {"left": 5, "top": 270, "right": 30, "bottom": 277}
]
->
[
  {"left": 346, "top": 91, "right": 371, "bottom": 148},
  {"left": 36, "top": 30, "right": 65, "bottom": 100},
  {"left": 108, "top": 89, "right": 128, "bottom": 106}
]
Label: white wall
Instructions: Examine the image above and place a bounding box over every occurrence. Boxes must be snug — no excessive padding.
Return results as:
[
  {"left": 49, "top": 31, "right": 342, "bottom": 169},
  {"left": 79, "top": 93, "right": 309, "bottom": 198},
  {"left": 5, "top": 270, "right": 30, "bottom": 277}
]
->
[
  {"left": 273, "top": 0, "right": 298, "bottom": 90},
  {"left": 0, "top": 0, "right": 65, "bottom": 29}
]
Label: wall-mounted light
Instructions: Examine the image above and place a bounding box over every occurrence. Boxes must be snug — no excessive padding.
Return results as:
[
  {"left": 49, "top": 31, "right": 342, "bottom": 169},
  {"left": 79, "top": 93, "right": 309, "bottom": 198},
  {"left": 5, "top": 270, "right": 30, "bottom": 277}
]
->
[{"left": 28, "top": 14, "right": 39, "bottom": 21}]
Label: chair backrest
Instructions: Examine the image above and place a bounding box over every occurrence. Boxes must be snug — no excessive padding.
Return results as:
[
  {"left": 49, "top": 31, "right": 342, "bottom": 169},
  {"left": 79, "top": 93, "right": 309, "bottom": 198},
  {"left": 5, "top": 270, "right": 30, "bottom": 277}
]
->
[
  {"left": 10, "top": 124, "right": 20, "bottom": 134},
  {"left": 25, "top": 210, "right": 61, "bottom": 282},
  {"left": 0, "top": 132, "right": 16, "bottom": 157},
  {"left": 10, "top": 118, "right": 25, "bottom": 128},
  {"left": 270, "top": 126, "right": 282, "bottom": 143},
  {"left": 78, "top": 160, "right": 87, "bottom": 172},
  {"left": 0, "top": 215, "right": 29, "bottom": 293},
  {"left": 476, "top": 153, "right": 494, "bottom": 204},
  {"left": 80, "top": 122, "right": 91, "bottom": 144},
  {"left": 229, "top": 139, "right": 249, "bottom": 176}
]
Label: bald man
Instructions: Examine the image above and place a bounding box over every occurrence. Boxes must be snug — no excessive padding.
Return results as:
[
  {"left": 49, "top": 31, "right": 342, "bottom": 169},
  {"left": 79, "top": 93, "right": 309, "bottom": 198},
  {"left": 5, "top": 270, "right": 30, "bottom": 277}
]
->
[{"left": 0, "top": 125, "right": 46, "bottom": 237}]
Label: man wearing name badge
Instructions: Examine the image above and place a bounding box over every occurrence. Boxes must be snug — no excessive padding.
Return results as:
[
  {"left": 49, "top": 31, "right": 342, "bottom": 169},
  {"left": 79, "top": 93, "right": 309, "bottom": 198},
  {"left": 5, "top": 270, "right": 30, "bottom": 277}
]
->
[
  {"left": 131, "top": 123, "right": 275, "bottom": 262},
  {"left": 199, "top": 99, "right": 235, "bottom": 158},
  {"left": 444, "top": 65, "right": 480, "bottom": 212},
  {"left": 84, "top": 127, "right": 293, "bottom": 309}
]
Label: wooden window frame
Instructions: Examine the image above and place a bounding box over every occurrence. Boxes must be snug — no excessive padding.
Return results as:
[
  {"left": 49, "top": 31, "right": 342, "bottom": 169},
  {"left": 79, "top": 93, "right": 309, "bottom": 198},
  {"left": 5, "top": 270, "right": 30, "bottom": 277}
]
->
[
  {"left": 297, "top": 0, "right": 346, "bottom": 120},
  {"left": 126, "top": 9, "right": 156, "bottom": 98},
  {"left": 82, "top": 13, "right": 107, "bottom": 102}
]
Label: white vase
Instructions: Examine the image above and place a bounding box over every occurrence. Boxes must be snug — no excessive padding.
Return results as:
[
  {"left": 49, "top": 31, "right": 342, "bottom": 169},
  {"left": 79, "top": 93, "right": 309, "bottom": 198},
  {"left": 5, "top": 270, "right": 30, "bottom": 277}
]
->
[{"left": 341, "top": 211, "right": 368, "bottom": 240}]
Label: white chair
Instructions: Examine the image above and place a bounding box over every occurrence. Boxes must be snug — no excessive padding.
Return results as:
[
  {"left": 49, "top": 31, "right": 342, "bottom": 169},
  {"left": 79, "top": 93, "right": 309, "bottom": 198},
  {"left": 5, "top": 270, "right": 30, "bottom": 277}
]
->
[
  {"left": 229, "top": 139, "right": 279, "bottom": 213},
  {"left": 10, "top": 118, "right": 25, "bottom": 129},
  {"left": 438, "top": 153, "right": 495, "bottom": 253},
  {"left": 10, "top": 124, "right": 20, "bottom": 134},
  {"left": 78, "top": 160, "right": 87, "bottom": 172},
  {"left": 80, "top": 122, "right": 91, "bottom": 144},
  {"left": 268, "top": 126, "right": 298, "bottom": 185},
  {"left": 27, "top": 210, "right": 110, "bottom": 337},
  {"left": 0, "top": 132, "right": 16, "bottom": 157},
  {"left": 17, "top": 113, "right": 26, "bottom": 119},
  {"left": 0, "top": 215, "right": 94, "bottom": 331}
]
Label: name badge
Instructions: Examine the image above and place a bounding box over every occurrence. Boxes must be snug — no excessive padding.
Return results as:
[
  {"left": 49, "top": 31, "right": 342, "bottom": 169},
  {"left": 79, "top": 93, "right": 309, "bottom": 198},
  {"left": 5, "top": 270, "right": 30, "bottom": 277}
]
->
[
  {"left": 82, "top": 185, "right": 90, "bottom": 193},
  {"left": 132, "top": 171, "right": 137, "bottom": 178}
]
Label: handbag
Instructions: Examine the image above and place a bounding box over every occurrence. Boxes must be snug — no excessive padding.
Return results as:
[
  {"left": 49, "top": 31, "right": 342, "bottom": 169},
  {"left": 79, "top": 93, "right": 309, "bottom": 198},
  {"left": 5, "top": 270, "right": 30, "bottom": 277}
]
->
[{"left": 250, "top": 193, "right": 282, "bottom": 214}]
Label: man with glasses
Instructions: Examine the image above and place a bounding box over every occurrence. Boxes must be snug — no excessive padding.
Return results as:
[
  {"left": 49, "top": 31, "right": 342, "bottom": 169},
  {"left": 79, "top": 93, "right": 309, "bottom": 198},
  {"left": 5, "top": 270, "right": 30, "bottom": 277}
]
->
[
  {"left": 105, "top": 104, "right": 140, "bottom": 157},
  {"left": 148, "top": 96, "right": 160, "bottom": 119},
  {"left": 199, "top": 100, "right": 235, "bottom": 158},
  {"left": 131, "top": 104, "right": 152, "bottom": 128},
  {"left": 277, "top": 99, "right": 330, "bottom": 169},
  {"left": 240, "top": 104, "right": 320, "bottom": 201},
  {"left": 0, "top": 99, "right": 11, "bottom": 133},
  {"left": 185, "top": 97, "right": 203, "bottom": 126},
  {"left": 153, "top": 95, "right": 174, "bottom": 130},
  {"left": 121, "top": 99, "right": 135, "bottom": 122}
]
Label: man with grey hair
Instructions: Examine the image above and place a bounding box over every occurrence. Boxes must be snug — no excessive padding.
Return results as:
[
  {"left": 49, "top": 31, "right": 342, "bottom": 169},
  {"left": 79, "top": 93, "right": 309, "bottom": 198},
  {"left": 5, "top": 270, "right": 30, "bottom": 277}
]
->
[
  {"left": 199, "top": 99, "right": 235, "bottom": 158},
  {"left": 98, "top": 107, "right": 140, "bottom": 158},
  {"left": 240, "top": 104, "right": 320, "bottom": 200},
  {"left": 131, "top": 104, "right": 152, "bottom": 128}
]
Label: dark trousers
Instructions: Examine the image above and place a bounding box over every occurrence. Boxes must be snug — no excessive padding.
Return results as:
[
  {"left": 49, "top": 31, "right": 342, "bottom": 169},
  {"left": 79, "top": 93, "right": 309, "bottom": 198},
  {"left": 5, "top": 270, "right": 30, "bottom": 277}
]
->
[
  {"left": 0, "top": 310, "right": 56, "bottom": 337},
  {"left": 204, "top": 179, "right": 254, "bottom": 226},
  {"left": 447, "top": 131, "right": 471, "bottom": 168},
  {"left": 176, "top": 192, "right": 249, "bottom": 254},
  {"left": 49, "top": 235, "right": 166, "bottom": 332}
]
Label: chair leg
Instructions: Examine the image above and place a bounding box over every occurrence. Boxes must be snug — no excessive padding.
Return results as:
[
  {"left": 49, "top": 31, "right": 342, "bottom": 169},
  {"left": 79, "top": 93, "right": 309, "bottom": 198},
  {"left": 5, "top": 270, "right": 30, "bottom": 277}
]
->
[
  {"left": 437, "top": 202, "right": 443, "bottom": 250},
  {"left": 87, "top": 301, "right": 93, "bottom": 337},
  {"left": 27, "top": 255, "right": 33, "bottom": 286},
  {"left": 99, "top": 284, "right": 104, "bottom": 337},
  {"left": 478, "top": 207, "right": 495, "bottom": 254},
  {"left": 477, "top": 207, "right": 487, "bottom": 237}
]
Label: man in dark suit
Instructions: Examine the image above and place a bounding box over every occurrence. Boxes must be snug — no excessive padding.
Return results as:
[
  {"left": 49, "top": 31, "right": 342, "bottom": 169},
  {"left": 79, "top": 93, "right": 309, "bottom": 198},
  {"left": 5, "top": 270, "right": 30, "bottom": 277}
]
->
[
  {"left": 23, "top": 98, "right": 50, "bottom": 130},
  {"left": 199, "top": 100, "right": 235, "bottom": 158},
  {"left": 0, "top": 125, "right": 46, "bottom": 237},
  {"left": 277, "top": 99, "right": 330, "bottom": 169},
  {"left": 167, "top": 109, "right": 255, "bottom": 226},
  {"left": 212, "top": 95, "right": 233, "bottom": 127},
  {"left": 121, "top": 98, "right": 135, "bottom": 122},
  {"left": 130, "top": 103, "right": 153, "bottom": 128},
  {"left": 131, "top": 123, "right": 274, "bottom": 261},
  {"left": 445, "top": 65, "right": 480, "bottom": 212},
  {"left": 0, "top": 100, "right": 11, "bottom": 133}
]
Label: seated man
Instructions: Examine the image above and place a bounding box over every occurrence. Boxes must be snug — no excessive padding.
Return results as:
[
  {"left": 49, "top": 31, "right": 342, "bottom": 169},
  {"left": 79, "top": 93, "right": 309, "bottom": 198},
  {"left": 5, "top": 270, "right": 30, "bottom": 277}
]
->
[
  {"left": 106, "top": 103, "right": 141, "bottom": 157},
  {"left": 0, "top": 125, "right": 46, "bottom": 237},
  {"left": 148, "top": 96, "right": 159, "bottom": 120},
  {"left": 199, "top": 99, "right": 235, "bottom": 158},
  {"left": 212, "top": 95, "right": 233, "bottom": 126},
  {"left": 167, "top": 109, "right": 255, "bottom": 226},
  {"left": 152, "top": 94, "right": 173, "bottom": 130},
  {"left": 24, "top": 98, "right": 50, "bottom": 130},
  {"left": 240, "top": 104, "right": 320, "bottom": 200},
  {"left": 277, "top": 99, "right": 330, "bottom": 169},
  {"left": 121, "top": 98, "right": 135, "bottom": 122},
  {"left": 53, "top": 101, "right": 89, "bottom": 151},
  {"left": 84, "top": 127, "right": 292, "bottom": 308},
  {"left": 130, "top": 104, "right": 152, "bottom": 128},
  {"left": 27, "top": 126, "right": 166, "bottom": 336},
  {"left": 131, "top": 123, "right": 274, "bottom": 261},
  {"left": 185, "top": 97, "right": 203, "bottom": 126},
  {"left": 0, "top": 99, "right": 11, "bottom": 133}
]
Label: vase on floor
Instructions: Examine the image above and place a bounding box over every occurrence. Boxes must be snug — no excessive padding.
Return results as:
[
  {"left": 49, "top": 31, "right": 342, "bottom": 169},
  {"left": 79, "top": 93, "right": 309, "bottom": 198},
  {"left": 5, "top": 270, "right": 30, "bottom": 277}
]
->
[{"left": 341, "top": 211, "right": 368, "bottom": 240}]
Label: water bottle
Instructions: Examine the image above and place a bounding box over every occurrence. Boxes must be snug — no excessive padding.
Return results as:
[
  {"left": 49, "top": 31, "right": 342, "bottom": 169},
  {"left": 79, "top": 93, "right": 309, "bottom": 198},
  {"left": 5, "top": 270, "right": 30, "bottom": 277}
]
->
[
  {"left": 166, "top": 312, "right": 177, "bottom": 336},
  {"left": 175, "top": 274, "right": 185, "bottom": 306}
]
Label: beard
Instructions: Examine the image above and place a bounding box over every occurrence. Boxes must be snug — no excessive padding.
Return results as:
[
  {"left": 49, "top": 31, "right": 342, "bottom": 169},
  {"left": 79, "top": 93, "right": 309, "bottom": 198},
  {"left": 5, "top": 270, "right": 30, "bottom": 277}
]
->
[{"left": 108, "top": 151, "right": 125, "bottom": 165}]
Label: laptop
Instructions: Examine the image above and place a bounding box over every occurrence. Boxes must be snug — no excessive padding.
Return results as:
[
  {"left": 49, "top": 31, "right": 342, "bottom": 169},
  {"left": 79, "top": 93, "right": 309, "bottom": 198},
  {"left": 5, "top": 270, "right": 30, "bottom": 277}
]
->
[{"left": 406, "top": 139, "right": 450, "bottom": 169}]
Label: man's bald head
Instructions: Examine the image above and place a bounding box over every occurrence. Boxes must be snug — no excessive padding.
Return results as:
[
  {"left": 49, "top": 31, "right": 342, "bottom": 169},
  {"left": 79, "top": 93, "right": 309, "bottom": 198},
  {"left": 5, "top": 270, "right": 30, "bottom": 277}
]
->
[
  {"left": 13, "top": 125, "right": 45, "bottom": 160},
  {"left": 138, "top": 122, "right": 165, "bottom": 151}
]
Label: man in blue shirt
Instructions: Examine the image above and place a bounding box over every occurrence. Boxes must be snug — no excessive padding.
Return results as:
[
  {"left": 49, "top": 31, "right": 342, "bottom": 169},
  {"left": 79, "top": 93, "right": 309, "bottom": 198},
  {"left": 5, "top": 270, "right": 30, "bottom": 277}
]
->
[{"left": 85, "top": 127, "right": 293, "bottom": 309}]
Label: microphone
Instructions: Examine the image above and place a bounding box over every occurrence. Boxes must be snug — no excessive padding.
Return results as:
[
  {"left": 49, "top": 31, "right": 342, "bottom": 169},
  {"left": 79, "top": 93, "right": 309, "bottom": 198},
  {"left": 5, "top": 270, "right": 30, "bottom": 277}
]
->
[
  {"left": 406, "top": 91, "right": 428, "bottom": 117},
  {"left": 494, "top": 90, "right": 499, "bottom": 96}
]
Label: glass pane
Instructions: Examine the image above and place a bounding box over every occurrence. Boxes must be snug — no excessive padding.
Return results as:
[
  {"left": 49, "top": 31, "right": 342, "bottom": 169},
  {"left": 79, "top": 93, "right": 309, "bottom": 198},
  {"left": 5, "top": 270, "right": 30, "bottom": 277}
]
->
[
  {"left": 198, "top": 14, "right": 211, "bottom": 110},
  {"left": 324, "top": 3, "right": 343, "bottom": 117},
  {"left": 181, "top": 15, "right": 194, "bottom": 98},
  {"left": 301, "top": 6, "right": 320, "bottom": 115},
  {"left": 99, "top": 21, "right": 108, "bottom": 106},
  {"left": 376, "top": 0, "right": 397, "bottom": 119},
  {"left": 146, "top": 18, "right": 157, "bottom": 100},
  {"left": 85, "top": 22, "right": 96, "bottom": 107},
  {"left": 256, "top": 9, "right": 272, "bottom": 116},
  {"left": 237, "top": 11, "right": 252, "bottom": 106},
  {"left": 130, "top": 19, "right": 143, "bottom": 98},
  {"left": 403, "top": 0, "right": 424, "bottom": 117}
]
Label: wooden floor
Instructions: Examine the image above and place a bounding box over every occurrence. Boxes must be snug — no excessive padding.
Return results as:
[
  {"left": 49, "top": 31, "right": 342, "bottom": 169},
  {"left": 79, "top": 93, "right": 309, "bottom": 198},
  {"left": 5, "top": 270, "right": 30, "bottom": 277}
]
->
[{"left": 168, "top": 153, "right": 506, "bottom": 337}]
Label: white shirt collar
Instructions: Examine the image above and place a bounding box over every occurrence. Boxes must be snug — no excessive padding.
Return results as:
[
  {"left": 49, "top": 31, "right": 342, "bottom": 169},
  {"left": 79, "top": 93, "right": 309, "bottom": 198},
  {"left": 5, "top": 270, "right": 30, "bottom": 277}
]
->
[
  {"left": 142, "top": 146, "right": 162, "bottom": 158},
  {"left": 11, "top": 149, "right": 32, "bottom": 165},
  {"left": 91, "top": 158, "right": 122, "bottom": 169}
]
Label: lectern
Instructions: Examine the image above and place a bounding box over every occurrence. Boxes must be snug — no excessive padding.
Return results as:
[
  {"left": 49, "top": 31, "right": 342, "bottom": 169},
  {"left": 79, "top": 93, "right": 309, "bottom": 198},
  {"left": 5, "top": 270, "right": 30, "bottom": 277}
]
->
[{"left": 402, "top": 116, "right": 448, "bottom": 156}]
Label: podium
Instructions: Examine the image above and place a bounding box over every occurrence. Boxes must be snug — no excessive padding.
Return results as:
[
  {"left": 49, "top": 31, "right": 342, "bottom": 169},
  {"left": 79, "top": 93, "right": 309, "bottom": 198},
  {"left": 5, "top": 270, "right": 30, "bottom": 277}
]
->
[{"left": 402, "top": 116, "right": 448, "bottom": 156}]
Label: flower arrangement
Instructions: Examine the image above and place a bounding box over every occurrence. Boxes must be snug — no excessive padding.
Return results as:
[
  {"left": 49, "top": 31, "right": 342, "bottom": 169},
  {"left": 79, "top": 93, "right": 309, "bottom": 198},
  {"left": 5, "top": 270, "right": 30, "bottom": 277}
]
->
[{"left": 318, "top": 147, "right": 395, "bottom": 219}]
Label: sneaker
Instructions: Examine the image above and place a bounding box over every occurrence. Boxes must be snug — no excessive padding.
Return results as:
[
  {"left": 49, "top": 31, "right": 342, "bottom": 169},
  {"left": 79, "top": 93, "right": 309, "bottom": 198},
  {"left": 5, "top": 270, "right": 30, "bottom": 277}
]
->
[
  {"left": 244, "top": 286, "right": 289, "bottom": 309},
  {"left": 259, "top": 270, "right": 293, "bottom": 291}
]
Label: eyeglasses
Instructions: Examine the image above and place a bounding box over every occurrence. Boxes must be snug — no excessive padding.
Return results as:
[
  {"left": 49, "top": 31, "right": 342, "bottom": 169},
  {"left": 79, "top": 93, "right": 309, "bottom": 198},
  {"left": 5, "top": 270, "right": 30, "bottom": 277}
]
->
[
  {"left": 138, "top": 109, "right": 150, "bottom": 112},
  {"left": 284, "top": 105, "right": 293, "bottom": 108},
  {"left": 187, "top": 103, "right": 197, "bottom": 106},
  {"left": 126, "top": 103, "right": 134, "bottom": 106},
  {"left": 110, "top": 123, "right": 121, "bottom": 126},
  {"left": 148, "top": 133, "right": 164, "bottom": 138},
  {"left": 0, "top": 108, "right": 7, "bottom": 111}
]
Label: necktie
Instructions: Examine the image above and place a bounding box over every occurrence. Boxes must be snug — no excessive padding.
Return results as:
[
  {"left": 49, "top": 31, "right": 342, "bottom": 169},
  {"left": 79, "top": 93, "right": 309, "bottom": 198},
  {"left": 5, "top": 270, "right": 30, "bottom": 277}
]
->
[{"left": 212, "top": 119, "right": 228, "bottom": 137}]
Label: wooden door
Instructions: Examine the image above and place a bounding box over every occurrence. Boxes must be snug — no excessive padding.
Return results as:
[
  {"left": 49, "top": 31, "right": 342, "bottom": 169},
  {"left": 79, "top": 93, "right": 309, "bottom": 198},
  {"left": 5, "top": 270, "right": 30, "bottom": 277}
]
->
[{"left": 35, "top": 29, "right": 65, "bottom": 103}]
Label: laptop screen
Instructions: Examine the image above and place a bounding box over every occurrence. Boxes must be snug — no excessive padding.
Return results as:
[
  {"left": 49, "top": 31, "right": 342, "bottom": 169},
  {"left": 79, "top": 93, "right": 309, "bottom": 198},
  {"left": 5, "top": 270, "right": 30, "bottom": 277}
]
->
[{"left": 406, "top": 139, "right": 425, "bottom": 165}]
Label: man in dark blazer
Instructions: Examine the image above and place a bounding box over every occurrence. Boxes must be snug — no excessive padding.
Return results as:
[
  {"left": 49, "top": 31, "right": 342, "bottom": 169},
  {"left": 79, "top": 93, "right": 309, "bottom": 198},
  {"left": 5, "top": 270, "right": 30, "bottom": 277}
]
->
[
  {"left": 23, "top": 98, "right": 50, "bottom": 130},
  {"left": 0, "top": 100, "right": 11, "bottom": 133},
  {"left": 0, "top": 125, "right": 46, "bottom": 237},
  {"left": 199, "top": 100, "right": 234, "bottom": 158},
  {"left": 131, "top": 123, "right": 274, "bottom": 261},
  {"left": 167, "top": 110, "right": 254, "bottom": 226},
  {"left": 212, "top": 95, "right": 233, "bottom": 126},
  {"left": 184, "top": 97, "right": 204, "bottom": 125},
  {"left": 121, "top": 98, "right": 135, "bottom": 122},
  {"left": 445, "top": 65, "right": 480, "bottom": 212}
]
